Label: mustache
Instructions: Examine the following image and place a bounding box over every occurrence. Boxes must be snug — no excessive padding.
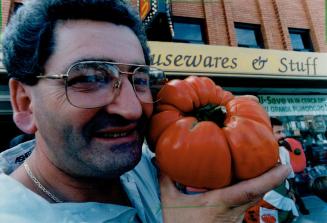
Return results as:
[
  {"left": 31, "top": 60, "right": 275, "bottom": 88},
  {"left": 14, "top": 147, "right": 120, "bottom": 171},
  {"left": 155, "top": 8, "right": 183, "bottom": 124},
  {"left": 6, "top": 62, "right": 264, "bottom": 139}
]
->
[{"left": 82, "top": 112, "right": 149, "bottom": 138}]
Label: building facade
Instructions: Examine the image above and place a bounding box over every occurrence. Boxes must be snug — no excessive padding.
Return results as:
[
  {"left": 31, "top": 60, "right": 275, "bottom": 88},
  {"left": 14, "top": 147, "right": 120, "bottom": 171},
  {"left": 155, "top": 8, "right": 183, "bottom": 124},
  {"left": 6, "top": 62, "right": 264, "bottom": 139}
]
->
[
  {"left": 1, "top": 1, "right": 327, "bottom": 175},
  {"left": 169, "top": 0, "right": 326, "bottom": 51}
]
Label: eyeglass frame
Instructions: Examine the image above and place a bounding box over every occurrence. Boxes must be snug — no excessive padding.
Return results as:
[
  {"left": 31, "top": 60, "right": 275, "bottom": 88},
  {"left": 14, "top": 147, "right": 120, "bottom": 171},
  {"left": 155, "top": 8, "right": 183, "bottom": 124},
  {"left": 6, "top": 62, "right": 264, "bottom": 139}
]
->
[{"left": 36, "top": 60, "right": 167, "bottom": 109}]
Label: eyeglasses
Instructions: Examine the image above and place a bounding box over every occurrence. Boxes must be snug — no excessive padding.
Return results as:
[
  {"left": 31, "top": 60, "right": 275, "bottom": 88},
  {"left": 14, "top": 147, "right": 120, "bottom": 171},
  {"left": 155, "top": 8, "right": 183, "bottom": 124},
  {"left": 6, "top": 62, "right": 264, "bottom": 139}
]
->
[{"left": 36, "top": 61, "right": 167, "bottom": 109}]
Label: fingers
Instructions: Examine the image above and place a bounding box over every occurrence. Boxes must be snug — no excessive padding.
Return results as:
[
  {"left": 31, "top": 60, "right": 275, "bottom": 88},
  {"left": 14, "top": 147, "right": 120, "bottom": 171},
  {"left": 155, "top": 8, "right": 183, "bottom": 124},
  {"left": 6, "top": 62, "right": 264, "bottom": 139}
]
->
[
  {"left": 231, "top": 199, "right": 259, "bottom": 214},
  {"left": 206, "top": 200, "right": 259, "bottom": 223},
  {"left": 209, "top": 165, "right": 291, "bottom": 207},
  {"left": 160, "top": 164, "right": 290, "bottom": 214}
]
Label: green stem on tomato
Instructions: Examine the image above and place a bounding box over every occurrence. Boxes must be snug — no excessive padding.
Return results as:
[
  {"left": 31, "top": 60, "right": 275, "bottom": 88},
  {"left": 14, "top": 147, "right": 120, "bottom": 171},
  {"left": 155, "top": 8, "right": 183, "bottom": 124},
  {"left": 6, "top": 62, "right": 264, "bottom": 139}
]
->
[{"left": 194, "top": 104, "right": 226, "bottom": 128}]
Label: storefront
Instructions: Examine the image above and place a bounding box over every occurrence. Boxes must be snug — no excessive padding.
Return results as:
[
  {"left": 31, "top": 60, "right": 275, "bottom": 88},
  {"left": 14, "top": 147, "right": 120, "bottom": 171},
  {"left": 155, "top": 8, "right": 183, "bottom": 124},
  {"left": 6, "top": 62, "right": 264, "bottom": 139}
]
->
[
  {"left": 258, "top": 94, "right": 327, "bottom": 165},
  {"left": 149, "top": 41, "right": 327, "bottom": 193}
]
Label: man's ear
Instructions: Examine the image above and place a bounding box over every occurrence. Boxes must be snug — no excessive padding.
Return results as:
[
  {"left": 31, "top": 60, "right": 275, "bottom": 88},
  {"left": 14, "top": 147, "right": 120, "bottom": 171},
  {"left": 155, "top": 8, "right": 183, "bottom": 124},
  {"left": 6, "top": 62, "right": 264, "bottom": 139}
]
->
[{"left": 9, "top": 79, "right": 37, "bottom": 134}]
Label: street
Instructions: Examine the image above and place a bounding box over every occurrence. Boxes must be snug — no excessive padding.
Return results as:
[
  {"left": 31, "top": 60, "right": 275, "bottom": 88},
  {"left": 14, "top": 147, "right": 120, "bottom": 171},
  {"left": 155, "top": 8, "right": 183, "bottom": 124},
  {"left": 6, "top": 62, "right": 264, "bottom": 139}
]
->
[{"left": 293, "top": 195, "right": 327, "bottom": 223}]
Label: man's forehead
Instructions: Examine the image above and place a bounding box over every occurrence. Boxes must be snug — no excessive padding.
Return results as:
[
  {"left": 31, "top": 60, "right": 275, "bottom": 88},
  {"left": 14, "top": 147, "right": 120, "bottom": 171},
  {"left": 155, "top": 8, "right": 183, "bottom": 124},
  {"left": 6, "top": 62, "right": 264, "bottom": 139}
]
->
[{"left": 45, "top": 19, "right": 145, "bottom": 73}]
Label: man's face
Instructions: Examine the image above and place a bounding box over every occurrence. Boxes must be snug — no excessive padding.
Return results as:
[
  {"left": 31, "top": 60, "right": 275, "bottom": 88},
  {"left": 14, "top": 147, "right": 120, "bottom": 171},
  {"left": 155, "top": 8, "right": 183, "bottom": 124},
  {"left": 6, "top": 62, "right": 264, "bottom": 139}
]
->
[
  {"left": 272, "top": 125, "right": 286, "bottom": 144},
  {"left": 29, "top": 20, "right": 152, "bottom": 178}
]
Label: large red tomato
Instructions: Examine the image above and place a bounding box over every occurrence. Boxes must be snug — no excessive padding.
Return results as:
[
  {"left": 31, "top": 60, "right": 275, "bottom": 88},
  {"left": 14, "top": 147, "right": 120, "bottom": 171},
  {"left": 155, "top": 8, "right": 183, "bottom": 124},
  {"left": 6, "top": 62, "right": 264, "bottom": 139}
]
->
[{"left": 149, "top": 76, "right": 279, "bottom": 189}]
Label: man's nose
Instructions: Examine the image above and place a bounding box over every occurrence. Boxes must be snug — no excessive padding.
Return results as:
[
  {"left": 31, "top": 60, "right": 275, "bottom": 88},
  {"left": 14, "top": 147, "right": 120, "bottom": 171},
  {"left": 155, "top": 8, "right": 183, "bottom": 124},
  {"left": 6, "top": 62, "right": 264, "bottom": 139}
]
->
[{"left": 105, "top": 77, "right": 142, "bottom": 120}]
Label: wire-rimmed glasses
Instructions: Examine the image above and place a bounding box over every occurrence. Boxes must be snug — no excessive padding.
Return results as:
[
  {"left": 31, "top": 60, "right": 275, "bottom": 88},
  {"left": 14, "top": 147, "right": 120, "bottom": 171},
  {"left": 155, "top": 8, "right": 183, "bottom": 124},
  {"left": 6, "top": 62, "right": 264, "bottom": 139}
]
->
[{"left": 36, "top": 60, "right": 167, "bottom": 109}]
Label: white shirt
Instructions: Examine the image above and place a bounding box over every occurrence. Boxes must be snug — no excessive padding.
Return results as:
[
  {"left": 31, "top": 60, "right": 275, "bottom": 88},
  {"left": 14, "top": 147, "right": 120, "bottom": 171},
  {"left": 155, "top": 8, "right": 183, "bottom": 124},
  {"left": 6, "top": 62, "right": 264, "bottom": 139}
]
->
[
  {"left": 263, "top": 146, "right": 299, "bottom": 216},
  {"left": 0, "top": 140, "right": 163, "bottom": 223}
]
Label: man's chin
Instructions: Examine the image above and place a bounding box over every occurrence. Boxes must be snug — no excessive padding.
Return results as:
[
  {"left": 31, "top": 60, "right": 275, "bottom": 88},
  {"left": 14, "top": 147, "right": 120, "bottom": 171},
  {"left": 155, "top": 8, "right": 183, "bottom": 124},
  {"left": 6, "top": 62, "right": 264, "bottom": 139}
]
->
[
  {"left": 82, "top": 154, "right": 142, "bottom": 179},
  {"left": 103, "top": 141, "right": 143, "bottom": 175}
]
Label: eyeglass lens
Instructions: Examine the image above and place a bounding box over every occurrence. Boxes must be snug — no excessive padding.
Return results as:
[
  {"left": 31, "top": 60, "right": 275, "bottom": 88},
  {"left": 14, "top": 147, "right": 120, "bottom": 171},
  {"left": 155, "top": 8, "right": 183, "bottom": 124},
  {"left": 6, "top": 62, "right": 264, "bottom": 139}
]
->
[{"left": 65, "top": 62, "right": 165, "bottom": 108}]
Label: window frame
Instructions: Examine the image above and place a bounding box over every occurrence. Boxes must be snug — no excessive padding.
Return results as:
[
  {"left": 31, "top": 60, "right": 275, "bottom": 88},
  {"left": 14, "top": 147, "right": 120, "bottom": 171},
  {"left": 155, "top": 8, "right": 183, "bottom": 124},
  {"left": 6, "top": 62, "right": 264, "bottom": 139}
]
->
[
  {"left": 234, "top": 22, "right": 264, "bottom": 49},
  {"left": 289, "top": 28, "right": 314, "bottom": 52},
  {"left": 172, "top": 17, "right": 206, "bottom": 44}
]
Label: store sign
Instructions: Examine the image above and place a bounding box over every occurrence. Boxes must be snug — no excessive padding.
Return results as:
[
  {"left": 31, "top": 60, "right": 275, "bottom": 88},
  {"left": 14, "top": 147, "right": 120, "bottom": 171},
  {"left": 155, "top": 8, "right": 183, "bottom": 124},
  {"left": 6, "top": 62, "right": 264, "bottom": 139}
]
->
[
  {"left": 257, "top": 95, "right": 327, "bottom": 116},
  {"left": 149, "top": 41, "right": 327, "bottom": 79}
]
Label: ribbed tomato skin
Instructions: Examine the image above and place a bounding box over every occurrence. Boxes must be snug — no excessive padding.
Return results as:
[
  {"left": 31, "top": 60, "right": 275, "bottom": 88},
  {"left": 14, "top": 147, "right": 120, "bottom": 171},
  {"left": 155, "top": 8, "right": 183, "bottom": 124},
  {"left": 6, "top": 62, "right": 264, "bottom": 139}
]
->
[{"left": 149, "top": 76, "right": 279, "bottom": 189}]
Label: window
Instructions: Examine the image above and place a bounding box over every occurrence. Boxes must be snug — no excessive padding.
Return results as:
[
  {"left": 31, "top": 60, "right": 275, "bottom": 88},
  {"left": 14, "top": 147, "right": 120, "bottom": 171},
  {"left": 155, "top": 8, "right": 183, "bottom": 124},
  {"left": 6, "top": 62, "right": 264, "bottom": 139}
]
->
[
  {"left": 235, "top": 23, "right": 264, "bottom": 48},
  {"left": 172, "top": 17, "right": 206, "bottom": 44},
  {"left": 289, "top": 28, "right": 314, "bottom": 52}
]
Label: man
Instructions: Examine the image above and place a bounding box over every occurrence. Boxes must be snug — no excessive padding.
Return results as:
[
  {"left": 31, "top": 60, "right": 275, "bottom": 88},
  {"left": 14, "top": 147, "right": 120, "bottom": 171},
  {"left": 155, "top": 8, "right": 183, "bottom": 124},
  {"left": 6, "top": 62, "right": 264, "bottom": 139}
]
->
[
  {"left": 244, "top": 118, "right": 299, "bottom": 223},
  {"left": 272, "top": 119, "right": 310, "bottom": 215},
  {"left": 0, "top": 0, "right": 290, "bottom": 222},
  {"left": 284, "top": 137, "right": 310, "bottom": 215},
  {"left": 263, "top": 118, "right": 300, "bottom": 222}
]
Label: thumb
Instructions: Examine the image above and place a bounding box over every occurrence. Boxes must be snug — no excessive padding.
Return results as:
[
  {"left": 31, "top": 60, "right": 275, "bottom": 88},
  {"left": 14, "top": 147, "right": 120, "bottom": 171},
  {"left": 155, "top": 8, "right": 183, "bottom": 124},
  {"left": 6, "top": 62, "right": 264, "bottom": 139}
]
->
[{"left": 160, "top": 172, "right": 181, "bottom": 197}]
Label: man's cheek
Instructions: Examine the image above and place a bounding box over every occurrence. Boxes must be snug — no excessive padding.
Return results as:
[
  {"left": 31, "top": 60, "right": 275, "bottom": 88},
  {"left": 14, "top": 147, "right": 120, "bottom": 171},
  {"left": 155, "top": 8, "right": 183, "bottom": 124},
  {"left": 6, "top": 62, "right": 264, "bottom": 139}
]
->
[{"left": 142, "top": 103, "right": 153, "bottom": 118}]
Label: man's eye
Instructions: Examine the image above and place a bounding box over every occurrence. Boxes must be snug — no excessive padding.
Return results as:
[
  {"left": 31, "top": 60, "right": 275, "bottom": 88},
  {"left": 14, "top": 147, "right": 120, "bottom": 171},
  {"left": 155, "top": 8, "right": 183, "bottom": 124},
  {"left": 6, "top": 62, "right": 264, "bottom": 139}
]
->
[
  {"left": 67, "top": 74, "right": 111, "bottom": 92},
  {"left": 68, "top": 74, "right": 107, "bottom": 85},
  {"left": 134, "top": 77, "right": 149, "bottom": 86}
]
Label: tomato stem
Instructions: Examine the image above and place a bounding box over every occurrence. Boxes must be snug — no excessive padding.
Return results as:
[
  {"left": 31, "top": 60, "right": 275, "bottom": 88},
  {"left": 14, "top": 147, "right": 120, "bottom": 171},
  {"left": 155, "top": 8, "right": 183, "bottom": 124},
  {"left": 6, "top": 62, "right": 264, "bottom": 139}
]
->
[{"left": 195, "top": 104, "right": 226, "bottom": 128}]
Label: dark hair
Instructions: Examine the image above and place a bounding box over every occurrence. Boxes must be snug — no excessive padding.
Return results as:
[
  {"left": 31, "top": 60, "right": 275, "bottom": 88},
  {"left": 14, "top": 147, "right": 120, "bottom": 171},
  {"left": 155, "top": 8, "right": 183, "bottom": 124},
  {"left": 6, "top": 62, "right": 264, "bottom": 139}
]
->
[
  {"left": 2, "top": 0, "right": 150, "bottom": 85},
  {"left": 270, "top": 117, "right": 283, "bottom": 127}
]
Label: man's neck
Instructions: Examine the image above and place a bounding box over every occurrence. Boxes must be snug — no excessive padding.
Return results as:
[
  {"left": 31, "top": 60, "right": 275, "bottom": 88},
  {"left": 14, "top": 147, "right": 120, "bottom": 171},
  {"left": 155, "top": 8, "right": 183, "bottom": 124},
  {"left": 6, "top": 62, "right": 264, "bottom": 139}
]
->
[{"left": 10, "top": 150, "right": 131, "bottom": 206}]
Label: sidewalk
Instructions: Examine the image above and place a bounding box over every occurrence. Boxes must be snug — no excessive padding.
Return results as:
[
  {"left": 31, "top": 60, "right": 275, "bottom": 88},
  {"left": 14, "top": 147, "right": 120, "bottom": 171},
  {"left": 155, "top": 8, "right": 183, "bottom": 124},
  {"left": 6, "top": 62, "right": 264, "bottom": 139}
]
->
[{"left": 293, "top": 195, "right": 327, "bottom": 223}]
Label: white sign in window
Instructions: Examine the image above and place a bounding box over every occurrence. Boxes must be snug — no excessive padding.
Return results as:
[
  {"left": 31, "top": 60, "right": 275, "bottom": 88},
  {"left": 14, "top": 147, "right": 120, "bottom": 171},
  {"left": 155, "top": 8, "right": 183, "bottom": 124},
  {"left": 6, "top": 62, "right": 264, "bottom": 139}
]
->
[{"left": 257, "top": 95, "right": 327, "bottom": 116}]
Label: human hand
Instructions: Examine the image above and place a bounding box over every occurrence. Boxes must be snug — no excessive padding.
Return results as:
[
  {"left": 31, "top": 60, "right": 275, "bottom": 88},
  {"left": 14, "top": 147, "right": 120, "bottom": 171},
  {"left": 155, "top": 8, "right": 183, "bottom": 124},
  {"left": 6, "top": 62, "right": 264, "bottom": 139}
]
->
[{"left": 160, "top": 165, "right": 291, "bottom": 223}]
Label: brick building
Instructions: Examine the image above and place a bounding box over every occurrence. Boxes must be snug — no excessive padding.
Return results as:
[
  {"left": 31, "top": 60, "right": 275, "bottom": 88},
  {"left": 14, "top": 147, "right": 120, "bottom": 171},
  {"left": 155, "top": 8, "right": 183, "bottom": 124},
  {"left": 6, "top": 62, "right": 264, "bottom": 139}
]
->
[
  {"left": 2, "top": 1, "right": 325, "bottom": 51},
  {"left": 167, "top": 0, "right": 326, "bottom": 51},
  {"left": 1, "top": 0, "right": 327, "bottom": 171}
]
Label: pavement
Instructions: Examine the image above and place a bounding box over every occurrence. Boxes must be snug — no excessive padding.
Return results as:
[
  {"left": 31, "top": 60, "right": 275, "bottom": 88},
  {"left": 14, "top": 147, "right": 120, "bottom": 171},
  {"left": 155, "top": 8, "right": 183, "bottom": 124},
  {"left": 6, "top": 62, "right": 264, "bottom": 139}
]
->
[{"left": 293, "top": 195, "right": 327, "bottom": 223}]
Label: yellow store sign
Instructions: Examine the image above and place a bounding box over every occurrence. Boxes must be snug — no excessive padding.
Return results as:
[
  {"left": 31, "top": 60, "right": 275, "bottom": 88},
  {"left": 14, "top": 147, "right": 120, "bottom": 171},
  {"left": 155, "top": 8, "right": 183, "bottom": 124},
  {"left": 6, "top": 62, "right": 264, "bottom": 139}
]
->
[{"left": 148, "top": 41, "right": 327, "bottom": 79}]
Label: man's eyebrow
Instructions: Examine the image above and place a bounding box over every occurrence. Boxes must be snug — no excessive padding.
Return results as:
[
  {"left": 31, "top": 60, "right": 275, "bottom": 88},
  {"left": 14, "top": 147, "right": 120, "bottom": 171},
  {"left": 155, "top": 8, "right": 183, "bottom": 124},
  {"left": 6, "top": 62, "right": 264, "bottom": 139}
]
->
[
  {"left": 68, "top": 58, "right": 146, "bottom": 66},
  {"left": 60, "top": 57, "right": 147, "bottom": 74},
  {"left": 70, "top": 58, "right": 115, "bottom": 66}
]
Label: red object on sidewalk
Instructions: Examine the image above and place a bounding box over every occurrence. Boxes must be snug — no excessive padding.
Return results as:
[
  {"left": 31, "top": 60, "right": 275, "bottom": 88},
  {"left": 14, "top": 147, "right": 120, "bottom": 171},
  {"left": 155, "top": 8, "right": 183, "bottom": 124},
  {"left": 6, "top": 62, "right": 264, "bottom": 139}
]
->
[
  {"left": 285, "top": 138, "right": 307, "bottom": 173},
  {"left": 244, "top": 199, "right": 276, "bottom": 223}
]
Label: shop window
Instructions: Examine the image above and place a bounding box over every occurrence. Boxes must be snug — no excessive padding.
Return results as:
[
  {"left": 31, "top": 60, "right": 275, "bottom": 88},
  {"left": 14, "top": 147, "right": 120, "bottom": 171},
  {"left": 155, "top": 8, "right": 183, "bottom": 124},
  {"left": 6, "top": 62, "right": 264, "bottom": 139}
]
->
[
  {"left": 235, "top": 23, "right": 264, "bottom": 48},
  {"left": 280, "top": 115, "right": 327, "bottom": 196},
  {"left": 278, "top": 115, "right": 327, "bottom": 167},
  {"left": 172, "top": 17, "right": 206, "bottom": 44},
  {"left": 289, "top": 28, "right": 314, "bottom": 52}
]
